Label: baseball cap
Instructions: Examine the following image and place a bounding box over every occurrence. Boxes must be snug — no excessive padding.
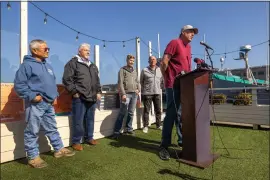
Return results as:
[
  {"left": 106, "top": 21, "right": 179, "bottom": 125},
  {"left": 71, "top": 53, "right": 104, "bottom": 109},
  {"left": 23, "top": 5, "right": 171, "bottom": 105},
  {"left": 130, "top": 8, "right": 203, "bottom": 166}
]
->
[{"left": 181, "top": 25, "right": 198, "bottom": 34}]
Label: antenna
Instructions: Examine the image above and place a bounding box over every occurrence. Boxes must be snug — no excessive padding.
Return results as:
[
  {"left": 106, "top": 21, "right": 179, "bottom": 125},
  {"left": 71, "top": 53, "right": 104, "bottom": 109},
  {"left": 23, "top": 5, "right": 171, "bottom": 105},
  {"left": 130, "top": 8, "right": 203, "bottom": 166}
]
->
[
  {"left": 233, "top": 45, "right": 257, "bottom": 85},
  {"left": 220, "top": 57, "right": 225, "bottom": 71},
  {"left": 203, "top": 34, "right": 206, "bottom": 62}
]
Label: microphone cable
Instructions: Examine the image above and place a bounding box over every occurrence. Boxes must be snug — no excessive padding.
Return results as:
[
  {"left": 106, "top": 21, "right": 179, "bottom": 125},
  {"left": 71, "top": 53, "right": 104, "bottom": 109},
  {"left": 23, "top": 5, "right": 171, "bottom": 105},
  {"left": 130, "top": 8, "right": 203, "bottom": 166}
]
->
[{"left": 169, "top": 69, "right": 232, "bottom": 180}]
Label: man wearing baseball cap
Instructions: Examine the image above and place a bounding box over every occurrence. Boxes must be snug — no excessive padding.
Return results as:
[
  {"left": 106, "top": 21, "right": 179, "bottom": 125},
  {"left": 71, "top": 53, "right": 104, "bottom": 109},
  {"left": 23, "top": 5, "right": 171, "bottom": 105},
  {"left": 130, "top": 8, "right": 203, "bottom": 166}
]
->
[{"left": 159, "top": 25, "right": 198, "bottom": 160}]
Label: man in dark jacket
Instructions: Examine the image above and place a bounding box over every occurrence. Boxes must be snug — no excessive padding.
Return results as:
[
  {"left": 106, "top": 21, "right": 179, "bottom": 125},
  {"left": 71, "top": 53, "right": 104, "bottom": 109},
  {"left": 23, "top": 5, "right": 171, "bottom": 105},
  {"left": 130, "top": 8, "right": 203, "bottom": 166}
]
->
[
  {"left": 112, "top": 54, "right": 141, "bottom": 139},
  {"left": 62, "top": 43, "right": 102, "bottom": 151},
  {"left": 14, "top": 39, "right": 75, "bottom": 168}
]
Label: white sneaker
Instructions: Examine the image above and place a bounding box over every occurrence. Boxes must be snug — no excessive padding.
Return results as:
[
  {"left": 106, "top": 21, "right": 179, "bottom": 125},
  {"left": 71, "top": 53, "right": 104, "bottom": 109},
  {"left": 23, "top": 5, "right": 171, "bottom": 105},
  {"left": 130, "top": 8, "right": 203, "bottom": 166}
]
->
[
  {"left": 158, "top": 126, "right": 163, "bottom": 130},
  {"left": 143, "top": 127, "right": 148, "bottom": 133}
]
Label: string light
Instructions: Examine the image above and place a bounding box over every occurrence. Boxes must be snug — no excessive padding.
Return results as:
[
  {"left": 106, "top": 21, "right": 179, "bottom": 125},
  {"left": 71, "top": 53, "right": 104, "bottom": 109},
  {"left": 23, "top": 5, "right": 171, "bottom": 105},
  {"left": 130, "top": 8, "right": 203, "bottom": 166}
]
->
[
  {"left": 44, "top": 13, "right": 48, "bottom": 24},
  {"left": 29, "top": 2, "right": 136, "bottom": 45},
  {"left": 76, "top": 32, "right": 80, "bottom": 41},
  {"left": 137, "top": 37, "right": 140, "bottom": 43},
  {"left": 191, "top": 40, "right": 269, "bottom": 56},
  {"left": 24, "top": 2, "right": 269, "bottom": 53},
  {"left": 7, "top": 2, "right": 11, "bottom": 10},
  {"left": 123, "top": 41, "right": 125, "bottom": 48}
]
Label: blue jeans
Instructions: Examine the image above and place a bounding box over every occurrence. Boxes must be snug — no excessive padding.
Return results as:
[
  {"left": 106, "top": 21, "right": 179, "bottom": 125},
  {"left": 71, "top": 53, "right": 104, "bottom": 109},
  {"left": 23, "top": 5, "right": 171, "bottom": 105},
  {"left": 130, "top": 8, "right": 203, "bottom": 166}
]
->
[
  {"left": 160, "top": 88, "right": 182, "bottom": 148},
  {"left": 114, "top": 92, "right": 137, "bottom": 134},
  {"left": 72, "top": 97, "right": 96, "bottom": 144},
  {"left": 24, "top": 101, "right": 64, "bottom": 160}
]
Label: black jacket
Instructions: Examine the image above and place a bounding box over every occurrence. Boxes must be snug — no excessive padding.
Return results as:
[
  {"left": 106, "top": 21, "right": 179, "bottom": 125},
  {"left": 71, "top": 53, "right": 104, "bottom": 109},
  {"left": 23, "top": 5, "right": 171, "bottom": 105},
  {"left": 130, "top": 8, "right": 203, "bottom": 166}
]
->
[{"left": 62, "top": 57, "right": 102, "bottom": 102}]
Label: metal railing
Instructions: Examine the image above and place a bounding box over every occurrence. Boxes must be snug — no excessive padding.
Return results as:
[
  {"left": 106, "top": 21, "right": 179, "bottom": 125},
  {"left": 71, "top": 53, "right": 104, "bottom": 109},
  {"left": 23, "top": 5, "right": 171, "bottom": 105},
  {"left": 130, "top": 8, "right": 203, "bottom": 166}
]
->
[{"left": 209, "top": 86, "right": 269, "bottom": 126}]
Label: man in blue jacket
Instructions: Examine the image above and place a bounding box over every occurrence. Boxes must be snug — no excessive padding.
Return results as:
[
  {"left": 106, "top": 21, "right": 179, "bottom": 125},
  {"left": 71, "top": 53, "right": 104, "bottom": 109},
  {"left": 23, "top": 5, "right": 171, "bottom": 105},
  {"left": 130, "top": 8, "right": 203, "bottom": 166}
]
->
[{"left": 14, "top": 39, "right": 75, "bottom": 168}]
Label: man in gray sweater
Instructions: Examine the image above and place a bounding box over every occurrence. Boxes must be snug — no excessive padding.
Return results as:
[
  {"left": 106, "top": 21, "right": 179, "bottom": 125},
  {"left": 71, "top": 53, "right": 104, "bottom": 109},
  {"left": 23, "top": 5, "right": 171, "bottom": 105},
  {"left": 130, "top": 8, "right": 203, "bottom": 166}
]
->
[
  {"left": 140, "top": 56, "right": 163, "bottom": 133},
  {"left": 112, "top": 54, "right": 141, "bottom": 139}
]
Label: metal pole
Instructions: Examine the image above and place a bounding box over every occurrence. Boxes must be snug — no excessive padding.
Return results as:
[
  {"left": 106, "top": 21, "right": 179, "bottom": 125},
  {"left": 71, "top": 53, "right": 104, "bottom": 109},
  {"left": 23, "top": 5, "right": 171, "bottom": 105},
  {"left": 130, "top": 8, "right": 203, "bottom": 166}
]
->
[
  {"left": 136, "top": 37, "right": 141, "bottom": 80},
  {"left": 158, "top": 33, "right": 161, "bottom": 58},
  {"left": 20, "top": 1, "right": 28, "bottom": 112},
  {"left": 135, "top": 37, "right": 142, "bottom": 128},
  {"left": 204, "top": 34, "right": 206, "bottom": 61},
  {"left": 221, "top": 62, "right": 223, "bottom": 71},
  {"left": 148, "top": 41, "right": 152, "bottom": 56},
  {"left": 157, "top": 34, "right": 163, "bottom": 119},
  {"left": 244, "top": 53, "right": 250, "bottom": 80},
  {"left": 94, "top": 45, "right": 100, "bottom": 71},
  {"left": 148, "top": 41, "right": 155, "bottom": 120},
  {"left": 20, "top": 1, "right": 28, "bottom": 63},
  {"left": 266, "top": 2, "right": 269, "bottom": 84}
]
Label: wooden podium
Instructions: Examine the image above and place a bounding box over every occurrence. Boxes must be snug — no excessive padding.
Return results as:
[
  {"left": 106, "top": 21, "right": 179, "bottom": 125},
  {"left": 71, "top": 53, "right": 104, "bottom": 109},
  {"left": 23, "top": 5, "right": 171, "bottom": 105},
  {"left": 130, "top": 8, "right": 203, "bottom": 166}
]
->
[{"left": 177, "top": 68, "right": 219, "bottom": 169}]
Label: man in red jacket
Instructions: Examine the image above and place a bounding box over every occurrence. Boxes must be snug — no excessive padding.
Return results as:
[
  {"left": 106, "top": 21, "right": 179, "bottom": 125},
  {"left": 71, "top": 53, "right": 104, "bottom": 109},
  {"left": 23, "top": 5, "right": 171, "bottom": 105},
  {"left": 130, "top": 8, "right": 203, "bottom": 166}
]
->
[{"left": 159, "top": 25, "right": 199, "bottom": 160}]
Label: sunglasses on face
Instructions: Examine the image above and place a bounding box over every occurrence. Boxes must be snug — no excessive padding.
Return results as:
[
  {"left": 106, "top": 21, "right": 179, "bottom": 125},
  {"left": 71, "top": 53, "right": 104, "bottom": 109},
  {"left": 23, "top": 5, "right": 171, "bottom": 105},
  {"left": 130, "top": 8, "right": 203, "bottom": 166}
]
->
[{"left": 36, "top": 47, "right": 50, "bottom": 52}]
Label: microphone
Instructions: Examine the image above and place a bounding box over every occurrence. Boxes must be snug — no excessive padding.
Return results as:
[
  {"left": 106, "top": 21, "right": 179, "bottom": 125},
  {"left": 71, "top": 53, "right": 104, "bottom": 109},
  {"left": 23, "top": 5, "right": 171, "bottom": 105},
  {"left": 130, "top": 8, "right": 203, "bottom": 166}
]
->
[
  {"left": 194, "top": 58, "right": 205, "bottom": 64},
  {"left": 200, "top": 41, "right": 213, "bottom": 50},
  {"left": 193, "top": 58, "right": 210, "bottom": 69}
]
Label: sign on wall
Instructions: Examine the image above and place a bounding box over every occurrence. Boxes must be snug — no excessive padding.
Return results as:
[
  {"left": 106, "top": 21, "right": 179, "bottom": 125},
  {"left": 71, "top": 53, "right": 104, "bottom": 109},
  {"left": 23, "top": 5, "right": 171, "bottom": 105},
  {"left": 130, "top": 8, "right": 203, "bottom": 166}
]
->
[
  {"left": 0, "top": 83, "right": 72, "bottom": 123},
  {"left": 54, "top": 85, "right": 72, "bottom": 115},
  {"left": 0, "top": 83, "right": 24, "bottom": 122}
]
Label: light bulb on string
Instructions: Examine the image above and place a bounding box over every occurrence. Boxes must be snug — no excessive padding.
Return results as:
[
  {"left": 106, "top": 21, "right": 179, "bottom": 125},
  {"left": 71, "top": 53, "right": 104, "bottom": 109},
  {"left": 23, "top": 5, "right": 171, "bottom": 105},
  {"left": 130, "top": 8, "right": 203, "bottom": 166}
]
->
[
  {"left": 137, "top": 37, "right": 140, "bottom": 43},
  {"left": 76, "top": 32, "right": 80, "bottom": 41},
  {"left": 123, "top": 41, "right": 125, "bottom": 48},
  {"left": 44, "top": 13, "right": 48, "bottom": 24},
  {"left": 7, "top": 2, "right": 11, "bottom": 10},
  {"left": 103, "top": 41, "right": 106, "bottom": 48}
]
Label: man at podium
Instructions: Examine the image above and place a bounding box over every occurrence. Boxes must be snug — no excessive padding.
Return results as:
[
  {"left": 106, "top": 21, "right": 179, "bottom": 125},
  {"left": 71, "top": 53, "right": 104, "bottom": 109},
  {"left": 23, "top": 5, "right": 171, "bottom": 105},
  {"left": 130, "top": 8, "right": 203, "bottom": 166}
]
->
[{"left": 159, "top": 25, "right": 199, "bottom": 160}]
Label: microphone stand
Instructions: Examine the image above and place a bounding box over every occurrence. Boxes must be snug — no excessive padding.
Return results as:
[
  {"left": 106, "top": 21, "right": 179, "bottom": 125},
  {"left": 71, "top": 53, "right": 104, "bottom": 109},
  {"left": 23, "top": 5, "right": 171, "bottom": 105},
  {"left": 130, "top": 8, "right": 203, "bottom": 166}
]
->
[
  {"left": 204, "top": 47, "right": 214, "bottom": 98},
  {"left": 204, "top": 45, "right": 229, "bottom": 168},
  {"left": 205, "top": 47, "right": 214, "bottom": 70}
]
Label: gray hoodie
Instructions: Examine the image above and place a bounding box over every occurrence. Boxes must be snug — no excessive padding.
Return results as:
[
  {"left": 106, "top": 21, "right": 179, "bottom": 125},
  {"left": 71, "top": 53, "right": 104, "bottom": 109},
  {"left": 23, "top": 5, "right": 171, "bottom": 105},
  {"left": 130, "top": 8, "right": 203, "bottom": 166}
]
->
[
  {"left": 118, "top": 66, "right": 141, "bottom": 96},
  {"left": 140, "top": 66, "right": 163, "bottom": 95}
]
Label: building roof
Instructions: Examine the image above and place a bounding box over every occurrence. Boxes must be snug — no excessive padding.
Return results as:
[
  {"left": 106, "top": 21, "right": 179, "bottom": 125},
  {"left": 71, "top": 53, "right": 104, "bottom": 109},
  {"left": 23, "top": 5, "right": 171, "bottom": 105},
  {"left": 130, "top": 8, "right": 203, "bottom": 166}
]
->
[{"left": 229, "top": 65, "right": 269, "bottom": 71}]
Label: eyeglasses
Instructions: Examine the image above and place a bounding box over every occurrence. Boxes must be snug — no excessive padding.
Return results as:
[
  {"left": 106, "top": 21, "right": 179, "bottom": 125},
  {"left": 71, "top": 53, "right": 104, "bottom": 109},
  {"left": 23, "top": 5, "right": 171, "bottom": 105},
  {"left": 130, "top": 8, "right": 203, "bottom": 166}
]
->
[{"left": 36, "top": 47, "right": 50, "bottom": 52}]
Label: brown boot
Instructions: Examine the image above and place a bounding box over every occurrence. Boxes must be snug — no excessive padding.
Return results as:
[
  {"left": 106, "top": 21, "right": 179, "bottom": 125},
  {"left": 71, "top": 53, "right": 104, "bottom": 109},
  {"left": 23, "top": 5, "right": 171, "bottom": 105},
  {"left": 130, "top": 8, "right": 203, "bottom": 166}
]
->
[
  {"left": 88, "top": 139, "right": 98, "bottom": 145},
  {"left": 54, "top": 148, "right": 75, "bottom": 158},
  {"left": 72, "top": 144, "right": 83, "bottom": 151},
  {"left": 28, "top": 156, "right": 48, "bottom": 168}
]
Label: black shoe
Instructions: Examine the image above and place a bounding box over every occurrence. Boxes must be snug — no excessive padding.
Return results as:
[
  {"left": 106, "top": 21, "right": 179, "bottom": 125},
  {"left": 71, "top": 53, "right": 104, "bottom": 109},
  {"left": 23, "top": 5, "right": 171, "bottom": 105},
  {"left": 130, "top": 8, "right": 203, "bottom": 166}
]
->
[
  {"left": 159, "top": 147, "right": 170, "bottom": 160},
  {"left": 126, "top": 131, "right": 135, "bottom": 136},
  {"left": 178, "top": 142, "right": 183, "bottom": 147},
  {"left": 111, "top": 134, "right": 120, "bottom": 140}
]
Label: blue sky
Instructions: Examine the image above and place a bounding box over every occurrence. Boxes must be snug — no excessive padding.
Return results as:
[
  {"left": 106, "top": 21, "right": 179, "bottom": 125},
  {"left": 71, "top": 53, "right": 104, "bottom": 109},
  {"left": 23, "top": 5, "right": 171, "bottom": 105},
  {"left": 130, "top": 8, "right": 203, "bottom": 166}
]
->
[{"left": 1, "top": 1, "right": 269, "bottom": 84}]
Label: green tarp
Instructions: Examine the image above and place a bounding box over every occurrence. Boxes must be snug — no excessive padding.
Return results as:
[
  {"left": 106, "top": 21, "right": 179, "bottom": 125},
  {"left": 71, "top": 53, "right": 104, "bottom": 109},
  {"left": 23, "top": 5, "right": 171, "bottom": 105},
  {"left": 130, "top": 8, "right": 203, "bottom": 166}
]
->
[{"left": 212, "top": 73, "right": 269, "bottom": 85}]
